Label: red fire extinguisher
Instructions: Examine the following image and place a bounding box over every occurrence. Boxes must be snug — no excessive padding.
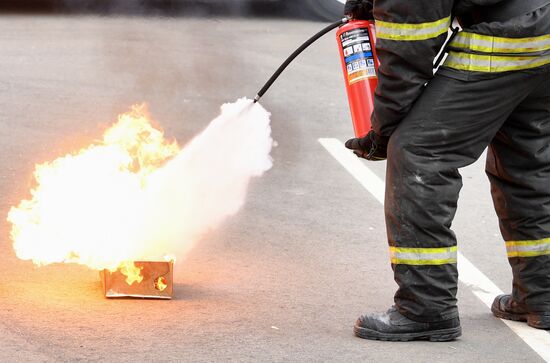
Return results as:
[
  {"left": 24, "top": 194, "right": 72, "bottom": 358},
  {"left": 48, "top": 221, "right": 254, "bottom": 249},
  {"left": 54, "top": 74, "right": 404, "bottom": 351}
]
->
[
  {"left": 254, "top": 17, "right": 378, "bottom": 139},
  {"left": 336, "top": 20, "right": 379, "bottom": 138}
]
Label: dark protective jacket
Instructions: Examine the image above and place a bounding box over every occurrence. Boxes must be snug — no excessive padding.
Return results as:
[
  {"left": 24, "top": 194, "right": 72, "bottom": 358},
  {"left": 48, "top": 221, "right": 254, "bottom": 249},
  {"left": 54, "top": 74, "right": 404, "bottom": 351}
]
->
[{"left": 372, "top": 0, "right": 550, "bottom": 137}]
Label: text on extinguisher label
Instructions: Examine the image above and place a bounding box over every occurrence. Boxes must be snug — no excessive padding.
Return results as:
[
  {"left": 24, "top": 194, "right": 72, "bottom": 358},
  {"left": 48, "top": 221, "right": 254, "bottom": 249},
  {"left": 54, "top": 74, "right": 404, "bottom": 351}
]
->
[{"left": 340, "top": 28, "right": 376, "bottom": 84}]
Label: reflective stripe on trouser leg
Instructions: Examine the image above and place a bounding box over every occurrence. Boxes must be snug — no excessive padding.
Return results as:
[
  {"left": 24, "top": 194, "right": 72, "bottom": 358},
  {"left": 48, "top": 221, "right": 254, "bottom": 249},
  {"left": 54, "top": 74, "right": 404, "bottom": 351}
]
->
[
  {"left": 385, "top": 69, "right": 543, "bottom": 322},
  {"left": 506, "top": 238, "right": 550, "bottom": 258},
  {"left": 390, "top": 246, "right": 457, "bottom": 265},
  {"left": 486, "top": 70, "right": 550, "bottom": 312}
]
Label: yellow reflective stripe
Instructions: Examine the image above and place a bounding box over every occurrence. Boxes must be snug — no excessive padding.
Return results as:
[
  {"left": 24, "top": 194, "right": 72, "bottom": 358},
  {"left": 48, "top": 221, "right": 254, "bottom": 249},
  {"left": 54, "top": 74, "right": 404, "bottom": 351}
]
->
[
  {"left": 376, "top": 16, "right": 451, "bottom": 41},
  {"left": 508, "top": 250, "right": 550, "bottom": 258},
  {"left": 506, "top": 237, "right": 550, "bottom": 258},
  {"left": 391, "top": 246, "right": 458, "bottom": 254},
  {"left": 390, "top": 246, "right": 457, "bottom": 265},
  {"left": 507, "top": 237, "right": 550, "bottom": 246},
  {"left": 444, "top": 51, "right": 550, "bottom": 72},
  {"left": 450, "top": 32, "right": 550, "bottom": 54},
  {"left": 390, "top": 258, "right": 458, "bottom": 265}
]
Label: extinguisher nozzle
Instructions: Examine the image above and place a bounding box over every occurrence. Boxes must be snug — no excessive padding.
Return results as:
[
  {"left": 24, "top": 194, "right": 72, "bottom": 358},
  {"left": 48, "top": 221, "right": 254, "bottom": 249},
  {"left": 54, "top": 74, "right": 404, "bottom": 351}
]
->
[{"left": 253, "top": 95, "right": 260, "bottom": 103}]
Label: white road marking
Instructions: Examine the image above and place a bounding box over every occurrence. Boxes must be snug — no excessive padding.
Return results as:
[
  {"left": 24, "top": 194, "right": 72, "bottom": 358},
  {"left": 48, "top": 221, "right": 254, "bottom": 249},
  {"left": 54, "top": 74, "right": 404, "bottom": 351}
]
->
[{"left": 319, "top": 138, "right": 550, "bottom": 362}]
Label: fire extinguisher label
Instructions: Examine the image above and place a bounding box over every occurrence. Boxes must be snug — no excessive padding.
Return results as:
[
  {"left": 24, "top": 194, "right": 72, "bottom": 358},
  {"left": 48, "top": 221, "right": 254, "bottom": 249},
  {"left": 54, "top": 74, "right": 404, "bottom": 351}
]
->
[{"left": 339, "top": 28, "right": 376, "bottom": 84}]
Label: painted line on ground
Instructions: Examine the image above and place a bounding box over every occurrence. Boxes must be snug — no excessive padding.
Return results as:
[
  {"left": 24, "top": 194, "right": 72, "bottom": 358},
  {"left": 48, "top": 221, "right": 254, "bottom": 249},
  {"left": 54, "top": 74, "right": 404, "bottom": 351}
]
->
[{"left": 318, "top": 137, "right": 550, "bottom": 362}]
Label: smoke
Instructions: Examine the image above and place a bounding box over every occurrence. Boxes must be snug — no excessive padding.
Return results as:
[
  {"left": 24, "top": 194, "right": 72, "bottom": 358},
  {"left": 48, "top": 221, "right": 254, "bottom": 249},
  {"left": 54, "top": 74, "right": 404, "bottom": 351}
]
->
[
  {"left": 138, "top": 98, "right": 273, "bottom": 260},
  {"left": 7, "top": 98, "right": 272, "bottom": 274}
]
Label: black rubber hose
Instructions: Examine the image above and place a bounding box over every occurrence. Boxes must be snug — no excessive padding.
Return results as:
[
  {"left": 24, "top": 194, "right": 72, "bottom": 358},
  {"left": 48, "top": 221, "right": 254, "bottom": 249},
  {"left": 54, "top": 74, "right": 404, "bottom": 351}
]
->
[{"left": 254, "top": 17, "right": 349, "bottom": 103}]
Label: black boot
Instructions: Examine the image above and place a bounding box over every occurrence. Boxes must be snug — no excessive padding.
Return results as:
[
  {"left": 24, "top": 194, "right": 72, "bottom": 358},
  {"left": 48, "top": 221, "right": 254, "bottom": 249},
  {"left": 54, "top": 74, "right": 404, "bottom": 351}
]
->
[
  {"left": 354, "top": 306, "right": 461, "bottom": 342},
  {"left": 491, "top": 294, "right": 550, "bottom": 329}
]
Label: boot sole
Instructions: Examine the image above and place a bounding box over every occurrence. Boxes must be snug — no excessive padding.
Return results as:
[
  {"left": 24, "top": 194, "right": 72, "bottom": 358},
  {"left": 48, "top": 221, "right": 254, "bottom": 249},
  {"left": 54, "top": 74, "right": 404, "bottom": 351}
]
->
[
  {"left": 491, "top": 305, "right": 550, "bottom": 330},
  {"left": 354, "top": 324, "right": 462, "bottom": 342}
]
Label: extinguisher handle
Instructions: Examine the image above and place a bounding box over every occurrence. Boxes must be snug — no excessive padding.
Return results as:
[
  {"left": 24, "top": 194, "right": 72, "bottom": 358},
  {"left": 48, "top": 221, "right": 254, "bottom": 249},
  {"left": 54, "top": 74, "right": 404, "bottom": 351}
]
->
[{"left": 254, "top": 17, "right": 350, "bottom": 103}]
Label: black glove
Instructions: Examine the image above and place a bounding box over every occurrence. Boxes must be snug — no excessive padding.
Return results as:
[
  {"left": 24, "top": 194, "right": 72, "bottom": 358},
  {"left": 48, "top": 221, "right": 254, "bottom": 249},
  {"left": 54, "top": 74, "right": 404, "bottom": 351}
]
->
[
  {"left": 345, "top": 130, "right": 388, "bottom": 161},
  {"left": 344, "top": 0, "right": 374, "bottom": 20}
]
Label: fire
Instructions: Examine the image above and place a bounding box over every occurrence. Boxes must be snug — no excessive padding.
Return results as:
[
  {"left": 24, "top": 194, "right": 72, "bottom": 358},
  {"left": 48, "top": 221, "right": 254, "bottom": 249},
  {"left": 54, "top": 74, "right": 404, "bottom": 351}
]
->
[
  {"left": 7, "top": 105, "right": 178, "bottom": 283},
  {"left": 154, "top": 276, "right": 168, "bottom": 291},
  {"left": 7, "top": 98, "right": 273, "bottom": 288},
  {"left": 118, "top": 261, "right": 144, "bottom": 285}
]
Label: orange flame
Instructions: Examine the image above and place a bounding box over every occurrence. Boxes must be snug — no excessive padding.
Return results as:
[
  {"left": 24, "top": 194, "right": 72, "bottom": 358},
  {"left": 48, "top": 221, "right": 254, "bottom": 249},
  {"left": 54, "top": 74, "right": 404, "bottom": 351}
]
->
[
  {"left": 8, "top": 98, "right": 274, "bottom": 286},
  {"left": 118, "top": 261, "right": 144, "bottom": 285},
  {"left": 7, "top": 105, "right": 178, "bottom": 283},
  {"left": 154, "top": 276, "right": 168, "bottom": 291}
]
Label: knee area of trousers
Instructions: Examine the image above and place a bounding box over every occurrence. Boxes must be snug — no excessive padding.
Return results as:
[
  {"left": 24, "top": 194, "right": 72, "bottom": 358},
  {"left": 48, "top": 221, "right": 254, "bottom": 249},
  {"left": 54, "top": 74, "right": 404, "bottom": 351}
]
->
[
  {"left": 387, "top": 130, "right": 412, "bottom": 161},
  {"left": 388, "top": 126, "right": 440, "bottom": 164}
]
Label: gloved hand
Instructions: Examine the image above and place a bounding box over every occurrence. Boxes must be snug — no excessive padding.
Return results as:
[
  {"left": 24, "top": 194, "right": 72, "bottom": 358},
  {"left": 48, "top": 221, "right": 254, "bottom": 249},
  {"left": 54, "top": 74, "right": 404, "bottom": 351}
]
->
[
  {"left": 345, "top": 130, "right": 389, "bottom": 161},
  {"left": 344, "top": 0, "right": 374, "bottom": 20}
]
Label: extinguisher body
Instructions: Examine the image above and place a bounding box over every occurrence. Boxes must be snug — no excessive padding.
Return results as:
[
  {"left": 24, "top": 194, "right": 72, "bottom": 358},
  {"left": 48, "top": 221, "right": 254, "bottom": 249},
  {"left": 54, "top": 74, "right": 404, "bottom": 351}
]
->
[{"left": 336, "top": 20, "right": 379, "bottom": 138}]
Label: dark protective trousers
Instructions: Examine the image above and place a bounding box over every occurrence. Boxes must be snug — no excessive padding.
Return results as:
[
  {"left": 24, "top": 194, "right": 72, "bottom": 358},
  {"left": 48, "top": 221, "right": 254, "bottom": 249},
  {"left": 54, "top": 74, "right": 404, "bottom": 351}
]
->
[{"left": 386, "top": 65, "right": 550, "bottom": 322}]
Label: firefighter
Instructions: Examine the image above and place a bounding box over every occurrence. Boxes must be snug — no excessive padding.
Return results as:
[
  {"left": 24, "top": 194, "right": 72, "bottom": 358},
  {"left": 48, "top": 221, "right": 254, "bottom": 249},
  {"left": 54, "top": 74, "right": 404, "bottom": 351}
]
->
[{"left": 344, "top": 0, "right": 550, "bottom": 341}]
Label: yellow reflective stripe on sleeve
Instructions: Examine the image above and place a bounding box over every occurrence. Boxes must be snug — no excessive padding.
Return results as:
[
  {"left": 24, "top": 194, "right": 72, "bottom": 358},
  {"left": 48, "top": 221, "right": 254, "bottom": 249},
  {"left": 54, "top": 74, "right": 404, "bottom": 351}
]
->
[
  {"left": 450, "top": 32, "right": 550, "bottom": 54},
  {"left": 376, "top": 16, "right": 451, "bottom": 41},
  {"left": 390, "top": 246, "right": 457, "bottom": 265},
  {"left": 506, "top": 237, "right": 550, "bottom": 258},
  {"left": 443, "top": 51, "right": 550, "bottom": 72}
]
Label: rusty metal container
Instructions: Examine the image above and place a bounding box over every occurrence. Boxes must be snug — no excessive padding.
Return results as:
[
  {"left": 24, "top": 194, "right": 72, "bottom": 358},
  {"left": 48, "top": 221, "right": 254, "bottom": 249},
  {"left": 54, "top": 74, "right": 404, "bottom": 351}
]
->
[{"left": 100, "top": 261, "right": 173, "bottom": 299}]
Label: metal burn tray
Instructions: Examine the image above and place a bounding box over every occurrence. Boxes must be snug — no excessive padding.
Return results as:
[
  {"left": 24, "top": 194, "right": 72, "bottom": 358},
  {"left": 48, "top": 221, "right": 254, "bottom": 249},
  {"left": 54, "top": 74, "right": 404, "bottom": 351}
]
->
[{"left": 100, "top": 261, "right": 173, "bottom": 299}]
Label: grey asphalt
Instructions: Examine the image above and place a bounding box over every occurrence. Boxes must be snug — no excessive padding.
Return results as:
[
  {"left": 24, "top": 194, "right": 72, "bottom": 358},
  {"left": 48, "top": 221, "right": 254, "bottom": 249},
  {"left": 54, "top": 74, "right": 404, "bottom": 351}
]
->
[{"left": 0, "top": 7, "right": 548, "bottom": 363}]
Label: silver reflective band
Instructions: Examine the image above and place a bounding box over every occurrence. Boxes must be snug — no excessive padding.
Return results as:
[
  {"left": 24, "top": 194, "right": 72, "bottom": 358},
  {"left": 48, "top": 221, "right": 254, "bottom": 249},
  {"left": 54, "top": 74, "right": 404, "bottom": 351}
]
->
[
  {"left": 389, "top": 246, "right": 457, "bottom": 265},
  {"left": 376, "top": 16, "right": 451, "bottom": 41},
  {"left": 450, "top": 32, "right": 550, "bottom": 54},
  {"left": 507, "top": 238, "right": 550, "bottom": 258},
  {"left": 443, "top": 51, "right": 550, "bottom": 72}
]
